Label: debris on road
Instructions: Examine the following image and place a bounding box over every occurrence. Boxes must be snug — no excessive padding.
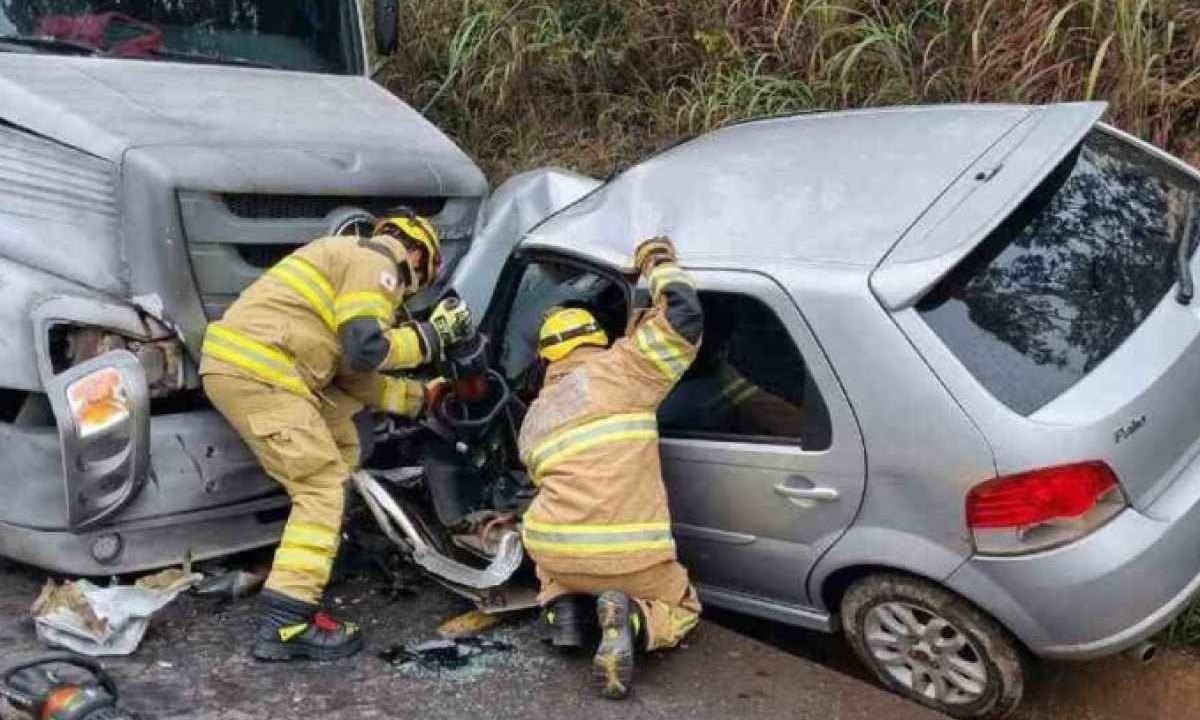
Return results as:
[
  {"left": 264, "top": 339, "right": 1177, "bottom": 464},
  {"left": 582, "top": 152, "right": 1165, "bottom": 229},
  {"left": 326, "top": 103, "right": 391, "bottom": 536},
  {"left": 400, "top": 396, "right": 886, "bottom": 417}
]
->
[
  {"left": 437, "top": 609, "right": 501, "bottom": 639},
  {"left": 30, "top": 569, "right": 200, "bottom": 657},
  {"left": 380, "top": 636, "right": 514, "bottom": 671},
  {"left": 193, "top": 568, "right": 267, "bottom": 600}
]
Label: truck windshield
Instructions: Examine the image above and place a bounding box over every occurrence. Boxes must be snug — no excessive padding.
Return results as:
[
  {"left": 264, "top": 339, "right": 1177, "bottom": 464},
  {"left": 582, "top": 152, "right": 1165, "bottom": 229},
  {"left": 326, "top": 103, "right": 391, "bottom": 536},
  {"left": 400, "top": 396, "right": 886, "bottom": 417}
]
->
[
  {"left": 0, "top": 0, "right": 361, "bottom": 74},
  {"left": 919, "top": 130, "right": 1200, "bottom": 415}
]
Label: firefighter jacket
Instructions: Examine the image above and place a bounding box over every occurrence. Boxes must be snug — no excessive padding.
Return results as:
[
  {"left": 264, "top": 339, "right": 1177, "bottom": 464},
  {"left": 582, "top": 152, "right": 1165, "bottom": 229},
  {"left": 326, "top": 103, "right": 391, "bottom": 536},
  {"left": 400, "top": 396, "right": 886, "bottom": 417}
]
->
[
  {"left": 518, "top": 261, "right": 703, "bottom": 576},
  {"left": 199, "top": 234, "right": 441, "bottom": 417}
]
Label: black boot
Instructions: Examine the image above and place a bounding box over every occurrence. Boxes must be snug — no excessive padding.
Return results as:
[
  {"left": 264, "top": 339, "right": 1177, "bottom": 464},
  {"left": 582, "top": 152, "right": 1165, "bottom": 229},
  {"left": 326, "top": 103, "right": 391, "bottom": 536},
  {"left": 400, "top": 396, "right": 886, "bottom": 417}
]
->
[
  {"left": 542, "top": 595, "right": 595, "bottom": 649},
  {"left": 253, "top": 589, "right": 364, "bottom": 662},
  {"left": 592, "top": 591, "right": 642, "bottom": 700}
]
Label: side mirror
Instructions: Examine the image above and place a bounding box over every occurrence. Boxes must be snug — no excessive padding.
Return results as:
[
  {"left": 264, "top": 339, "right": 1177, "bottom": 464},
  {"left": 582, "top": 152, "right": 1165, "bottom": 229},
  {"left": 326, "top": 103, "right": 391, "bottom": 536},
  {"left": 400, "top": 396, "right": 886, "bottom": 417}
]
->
[{"left": 375, "top": 0, "right": 399, "bottom": 56}]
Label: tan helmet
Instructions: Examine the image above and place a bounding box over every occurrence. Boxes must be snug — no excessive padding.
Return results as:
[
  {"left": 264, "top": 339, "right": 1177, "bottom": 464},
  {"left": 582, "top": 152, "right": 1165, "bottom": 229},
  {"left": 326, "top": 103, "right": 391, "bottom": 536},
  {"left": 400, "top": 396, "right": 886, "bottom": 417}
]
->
[
  {"left": 538, "top": 306, "right": 609, "bottom": 362},
  {"left": 375, "top": 212, "right": 441, "bottom": 289}
]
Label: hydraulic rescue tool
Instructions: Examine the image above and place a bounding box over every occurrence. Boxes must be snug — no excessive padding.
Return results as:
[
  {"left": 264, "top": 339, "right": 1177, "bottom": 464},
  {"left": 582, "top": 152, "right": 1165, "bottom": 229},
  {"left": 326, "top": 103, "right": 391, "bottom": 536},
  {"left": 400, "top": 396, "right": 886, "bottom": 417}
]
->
[
  {"left": 0, "top": 655, "right": 133, "bottom": 720},
  {"left": 355, "top": 302, "right": 525, "bottom": 592}
]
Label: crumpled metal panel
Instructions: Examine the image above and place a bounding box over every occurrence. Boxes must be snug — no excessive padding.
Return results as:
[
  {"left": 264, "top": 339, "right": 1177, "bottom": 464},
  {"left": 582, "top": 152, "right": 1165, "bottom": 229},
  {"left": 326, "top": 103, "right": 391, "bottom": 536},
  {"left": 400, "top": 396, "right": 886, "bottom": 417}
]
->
[
  {"left": 0, "top": 256, "right": 115, "bottom": 391},
  {"left": 452, "top": 167, "right": 602, "bottom": 315},
  {"left": 0, "top": 123, "right": 123, "bottom": 294}
]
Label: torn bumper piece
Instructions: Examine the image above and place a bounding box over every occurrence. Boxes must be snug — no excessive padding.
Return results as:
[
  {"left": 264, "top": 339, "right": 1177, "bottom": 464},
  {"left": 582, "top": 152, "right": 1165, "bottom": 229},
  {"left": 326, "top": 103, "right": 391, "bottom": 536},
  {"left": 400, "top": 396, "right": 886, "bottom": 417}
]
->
[{"left": 353, "top": 471, "right": 525, "bottom": 598}]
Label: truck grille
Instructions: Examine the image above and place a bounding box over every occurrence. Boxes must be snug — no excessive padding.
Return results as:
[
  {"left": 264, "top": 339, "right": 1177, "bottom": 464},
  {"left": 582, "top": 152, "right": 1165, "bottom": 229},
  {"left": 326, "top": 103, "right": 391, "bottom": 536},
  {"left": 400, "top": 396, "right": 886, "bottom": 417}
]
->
[{"left": 222, "top": 193, "right": 446, "bottom": 220}]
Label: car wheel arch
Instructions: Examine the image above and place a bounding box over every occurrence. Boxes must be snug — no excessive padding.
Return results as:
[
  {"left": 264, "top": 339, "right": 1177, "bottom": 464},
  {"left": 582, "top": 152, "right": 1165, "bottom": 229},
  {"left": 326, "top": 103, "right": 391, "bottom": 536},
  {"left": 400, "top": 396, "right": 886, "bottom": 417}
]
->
[{"left": 818, "top": 565, "right": 1038, "bottom": 658}]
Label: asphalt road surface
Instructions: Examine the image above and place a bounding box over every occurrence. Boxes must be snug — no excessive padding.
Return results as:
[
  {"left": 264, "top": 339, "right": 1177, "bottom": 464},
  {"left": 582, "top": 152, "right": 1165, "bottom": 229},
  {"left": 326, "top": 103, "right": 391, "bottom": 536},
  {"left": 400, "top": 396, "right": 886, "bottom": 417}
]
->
[{"left": 0, "top": 559, "right": 942, "bottom": 720}]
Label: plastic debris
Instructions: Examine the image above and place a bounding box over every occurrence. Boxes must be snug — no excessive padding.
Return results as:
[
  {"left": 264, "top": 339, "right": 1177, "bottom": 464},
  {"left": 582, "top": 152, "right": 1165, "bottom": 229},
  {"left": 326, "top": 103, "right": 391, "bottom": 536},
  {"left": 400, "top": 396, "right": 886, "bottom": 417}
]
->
[
  {"left": 437, "top": 609, "right": 501, "bottom": 639},
  {"left": 380, "top": 636, "right": 513, "bottom": 670},
  {"left": 31, "top": 569, "right": 200, "bottom": 657},
  {"left": 193, "top": 569, "right": 267, "bottom": 599}
]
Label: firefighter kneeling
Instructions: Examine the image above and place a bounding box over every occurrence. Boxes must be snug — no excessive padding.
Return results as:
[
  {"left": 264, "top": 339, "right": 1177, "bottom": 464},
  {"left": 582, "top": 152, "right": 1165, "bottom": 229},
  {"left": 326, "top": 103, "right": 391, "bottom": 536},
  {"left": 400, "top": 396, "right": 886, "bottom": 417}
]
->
[
  {"left": 519, "top": 236, "right": 703, "bottom": 699},
  {"left": 199, "top": 211, "right": 471, "bottom": 662}
]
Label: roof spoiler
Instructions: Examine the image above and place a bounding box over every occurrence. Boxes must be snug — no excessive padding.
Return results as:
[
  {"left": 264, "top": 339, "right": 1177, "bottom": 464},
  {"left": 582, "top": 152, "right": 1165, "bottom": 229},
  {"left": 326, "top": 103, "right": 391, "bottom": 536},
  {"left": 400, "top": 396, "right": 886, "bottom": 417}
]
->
[{"left": 871, "top": 102, "right": 1108, "bottom": 310}]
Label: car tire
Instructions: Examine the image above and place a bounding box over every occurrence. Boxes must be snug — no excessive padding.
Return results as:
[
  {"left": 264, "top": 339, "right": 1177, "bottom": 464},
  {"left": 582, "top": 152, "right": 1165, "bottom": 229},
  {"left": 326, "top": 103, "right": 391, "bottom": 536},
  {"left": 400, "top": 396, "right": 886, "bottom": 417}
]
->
[{"left": 840, "top": 573, "right": 1024, "bottom": 719}]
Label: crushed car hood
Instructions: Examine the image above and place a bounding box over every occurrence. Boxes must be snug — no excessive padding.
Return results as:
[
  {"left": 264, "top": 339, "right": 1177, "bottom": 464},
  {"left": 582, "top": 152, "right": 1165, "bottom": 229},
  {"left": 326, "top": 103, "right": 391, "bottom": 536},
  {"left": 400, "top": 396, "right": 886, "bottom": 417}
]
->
[
  {"left": 0, "top": 54, "right": 475, "bottom": 167},
  {"left": 523, "top": 104, "right": 1042, "bottom": 270}
]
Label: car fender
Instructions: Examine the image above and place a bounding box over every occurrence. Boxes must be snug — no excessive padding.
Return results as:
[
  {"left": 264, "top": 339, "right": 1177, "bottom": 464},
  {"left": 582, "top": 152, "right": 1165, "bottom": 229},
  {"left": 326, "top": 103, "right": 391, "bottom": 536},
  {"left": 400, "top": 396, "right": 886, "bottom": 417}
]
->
[{"left": 808, "top": 524, "right": 971, "bottom": 614}]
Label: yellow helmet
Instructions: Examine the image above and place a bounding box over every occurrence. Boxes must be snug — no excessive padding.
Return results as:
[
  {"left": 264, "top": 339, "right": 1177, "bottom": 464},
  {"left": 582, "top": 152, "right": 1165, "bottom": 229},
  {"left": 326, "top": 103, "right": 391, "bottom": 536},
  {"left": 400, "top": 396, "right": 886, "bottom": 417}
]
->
[
  {"left": 375, "top": 213, "right": 441, "bottom": 288},
  {"left": 538, "top": 307, "right": 609, "bottom": 362}
]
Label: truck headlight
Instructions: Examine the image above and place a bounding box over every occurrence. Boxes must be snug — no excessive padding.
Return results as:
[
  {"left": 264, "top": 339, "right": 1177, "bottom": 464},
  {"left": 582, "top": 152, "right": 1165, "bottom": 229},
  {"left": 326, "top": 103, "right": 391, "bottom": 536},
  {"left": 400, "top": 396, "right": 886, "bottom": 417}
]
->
[
  {"left": 67, "top": 367, "right": 131, "bottom": 439},
  {"left": 47, "top": 351, "right": 150, "bottom": 530}
]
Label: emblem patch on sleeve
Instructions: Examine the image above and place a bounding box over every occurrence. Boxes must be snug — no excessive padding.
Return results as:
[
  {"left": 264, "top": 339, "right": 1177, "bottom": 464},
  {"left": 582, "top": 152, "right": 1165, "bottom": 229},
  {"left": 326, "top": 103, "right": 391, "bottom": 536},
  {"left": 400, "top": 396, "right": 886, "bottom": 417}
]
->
[{"left": 380, "top": 272, "right": 398, "bottom": 292}]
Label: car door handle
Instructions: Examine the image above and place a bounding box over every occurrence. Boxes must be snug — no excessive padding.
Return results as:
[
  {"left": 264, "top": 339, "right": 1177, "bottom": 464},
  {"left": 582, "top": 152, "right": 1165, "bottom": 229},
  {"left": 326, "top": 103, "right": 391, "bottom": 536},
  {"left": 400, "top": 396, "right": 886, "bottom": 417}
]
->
[{"left": 773, "top": 483, "right": 839, "bottom": 503}]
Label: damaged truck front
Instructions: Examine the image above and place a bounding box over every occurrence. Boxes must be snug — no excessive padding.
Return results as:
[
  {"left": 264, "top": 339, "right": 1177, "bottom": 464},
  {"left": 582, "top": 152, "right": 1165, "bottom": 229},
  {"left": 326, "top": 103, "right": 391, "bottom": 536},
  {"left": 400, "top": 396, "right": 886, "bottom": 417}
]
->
[{"left": 0, "top": 0, "right": 488, "bottom": 575}]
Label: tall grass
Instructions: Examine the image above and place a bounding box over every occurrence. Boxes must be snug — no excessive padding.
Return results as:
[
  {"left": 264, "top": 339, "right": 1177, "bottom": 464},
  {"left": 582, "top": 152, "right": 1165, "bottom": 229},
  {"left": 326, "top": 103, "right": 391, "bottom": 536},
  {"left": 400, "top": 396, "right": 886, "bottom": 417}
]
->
[{"left": 381, "top": 0, "right": 1200, "bottom": 180}]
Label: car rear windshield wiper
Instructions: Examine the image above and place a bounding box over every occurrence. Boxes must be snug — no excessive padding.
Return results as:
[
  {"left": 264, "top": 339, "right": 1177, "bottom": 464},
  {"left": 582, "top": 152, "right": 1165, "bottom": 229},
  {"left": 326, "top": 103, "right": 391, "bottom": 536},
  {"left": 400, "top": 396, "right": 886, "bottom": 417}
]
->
[
  {"left": 132, "top": 47, "right": 280, "bottom": 70},
  {"left": 1175, "top": 198, "right": 1198, "bottom": 304},
  {"left": 0, "top": 34, "right": 101, "bottom": 55}
]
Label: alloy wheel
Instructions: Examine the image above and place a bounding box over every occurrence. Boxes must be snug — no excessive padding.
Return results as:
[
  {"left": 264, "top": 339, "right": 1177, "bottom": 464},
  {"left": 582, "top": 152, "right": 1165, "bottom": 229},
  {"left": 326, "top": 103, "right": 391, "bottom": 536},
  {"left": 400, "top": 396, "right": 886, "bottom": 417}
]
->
[{"left": 863, "top": 601, "right": 989, "bottom": 706}]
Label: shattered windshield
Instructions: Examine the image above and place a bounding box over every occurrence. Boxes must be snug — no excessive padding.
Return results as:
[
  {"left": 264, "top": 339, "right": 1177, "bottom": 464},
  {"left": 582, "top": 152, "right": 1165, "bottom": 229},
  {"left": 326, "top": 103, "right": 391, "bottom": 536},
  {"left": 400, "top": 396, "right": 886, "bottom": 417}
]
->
[{"left": 0, "top": 0, "right": 361, "bottom": 74}]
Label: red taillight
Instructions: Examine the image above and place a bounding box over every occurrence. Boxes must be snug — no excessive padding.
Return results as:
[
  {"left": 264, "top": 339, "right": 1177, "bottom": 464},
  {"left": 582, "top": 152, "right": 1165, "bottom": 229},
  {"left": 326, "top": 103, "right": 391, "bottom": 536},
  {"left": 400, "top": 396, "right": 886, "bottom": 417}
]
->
[{"left": 966, "top": 461, "right": 1119, "bottom": 529}]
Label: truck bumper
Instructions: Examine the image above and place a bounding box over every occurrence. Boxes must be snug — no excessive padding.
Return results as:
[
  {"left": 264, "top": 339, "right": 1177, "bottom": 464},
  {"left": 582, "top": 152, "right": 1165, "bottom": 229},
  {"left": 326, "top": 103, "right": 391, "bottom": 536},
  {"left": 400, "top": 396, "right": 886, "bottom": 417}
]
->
[
  {"left": 947, "top": 462, "right": 1200, "bottom": 659},
  {"left": 0, "top": 498, "right": 286, "bottom": 576},
  {"left": 0, "top": 403, "right": 286, "bottom": 575}
]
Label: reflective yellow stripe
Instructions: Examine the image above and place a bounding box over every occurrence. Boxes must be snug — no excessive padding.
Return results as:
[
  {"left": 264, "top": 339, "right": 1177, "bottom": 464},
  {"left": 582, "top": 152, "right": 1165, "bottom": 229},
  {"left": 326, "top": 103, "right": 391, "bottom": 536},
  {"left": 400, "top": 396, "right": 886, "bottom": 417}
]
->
[
  {"left": 521, "top": 524, "right": 675, "bottom": 555},
  {"left": 383, "top": 325, "right": 426, "bottom": 370},
  {"left": 520, "top": 522, "right": 675, "bottom": 555},
  {"left": 721, "top": 376, "right": 756, "bottom": 407},
  {"left": 523, "top": 519, "right": 671, "bottom": 535},
  {"left": 379, "top": 377, "right": 422, "bottom": 417},
  {"left": 335, "top": 291, "right": 395, "bottom": 326},
  {"left": 280, "top": 521, "right": 339, "bottom": 553},
  {"left": 671, "top": 610, "right": 699, "bottom": 637},
  {"left": 273, "top": 546, "right": 334, "bottom": 577},
  {"left": 202, "top": 325, "right": 311, "bottom": 397},
  {"left": 268, "top": 256, "right": 336, "bottom": 329},
  {"left": 649, "top": 265, "right": 695, "bottom": 299},
  {"left": 279, "top": 624, "right": 309, "bottom": 643},
  {"left": 634, "top": 323, "right": 689, "bottom": 381},
  {"left": 525, "top": 413, "right": 658, "bottom": 480}
]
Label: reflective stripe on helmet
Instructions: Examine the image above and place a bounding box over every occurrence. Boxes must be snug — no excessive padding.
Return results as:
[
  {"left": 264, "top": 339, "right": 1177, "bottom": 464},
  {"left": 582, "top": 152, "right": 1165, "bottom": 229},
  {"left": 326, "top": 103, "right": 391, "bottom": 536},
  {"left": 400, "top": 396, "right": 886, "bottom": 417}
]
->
[
  {"left": 521, "top": 518, "right": 675, "bottom": 555},
  {"left": 538, "top": 306, "right": 608, "bottom": 361},
  {"left": 267, "top": 256, "right": 336, "bottom": 329},
  {"left": 202, "top": 325, "right": 312, "bottom": 397},
  {"left": 524, "top": 412, "right": 658, "bottom": 482},
  {"left": 375, "top": 215, "right": 441, "bottom": 286}
]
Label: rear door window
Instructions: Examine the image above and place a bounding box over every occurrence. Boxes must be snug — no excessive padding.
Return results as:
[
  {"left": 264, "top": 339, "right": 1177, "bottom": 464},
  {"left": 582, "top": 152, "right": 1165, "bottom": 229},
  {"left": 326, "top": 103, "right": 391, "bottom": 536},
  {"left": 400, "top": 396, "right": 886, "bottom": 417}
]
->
[{"left": 919, "top": 130, "right": 1200, "bottom": 415}]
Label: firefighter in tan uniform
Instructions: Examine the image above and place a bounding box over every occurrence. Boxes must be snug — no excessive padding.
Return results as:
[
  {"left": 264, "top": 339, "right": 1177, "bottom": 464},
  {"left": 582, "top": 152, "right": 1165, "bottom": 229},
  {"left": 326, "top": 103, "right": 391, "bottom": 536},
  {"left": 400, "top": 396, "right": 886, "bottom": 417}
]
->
[
  {"left": 519, "top": 237, "right": 703, "bottom": 699},
  {"left": 200, "top": 212, "right": 472, "bottom": 662}
]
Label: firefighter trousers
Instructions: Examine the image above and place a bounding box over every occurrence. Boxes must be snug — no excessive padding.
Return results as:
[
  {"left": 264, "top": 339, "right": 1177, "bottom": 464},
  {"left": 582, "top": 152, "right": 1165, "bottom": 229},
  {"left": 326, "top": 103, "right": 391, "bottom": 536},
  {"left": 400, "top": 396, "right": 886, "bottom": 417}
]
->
[
  {"left": 204, "top": 374, "right": 365, "bottom": 604},
  {"left": 537, "top": 560, "right": 702, "bottom": 651}
]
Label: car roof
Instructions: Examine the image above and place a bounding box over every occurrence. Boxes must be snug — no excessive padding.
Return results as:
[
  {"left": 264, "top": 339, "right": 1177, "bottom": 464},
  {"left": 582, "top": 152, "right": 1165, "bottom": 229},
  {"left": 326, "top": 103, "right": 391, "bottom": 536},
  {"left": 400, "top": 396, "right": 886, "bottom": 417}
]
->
[{"left": 521, "top": 103, "right": 1102, "bottom": 273}]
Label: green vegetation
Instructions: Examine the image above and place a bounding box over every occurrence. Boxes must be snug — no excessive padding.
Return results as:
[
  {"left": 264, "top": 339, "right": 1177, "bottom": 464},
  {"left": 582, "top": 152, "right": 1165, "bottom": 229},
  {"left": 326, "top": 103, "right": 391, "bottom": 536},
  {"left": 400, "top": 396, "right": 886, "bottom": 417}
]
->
[{"left": 382, "top": 0, "right": 1200, "bottom": 180}]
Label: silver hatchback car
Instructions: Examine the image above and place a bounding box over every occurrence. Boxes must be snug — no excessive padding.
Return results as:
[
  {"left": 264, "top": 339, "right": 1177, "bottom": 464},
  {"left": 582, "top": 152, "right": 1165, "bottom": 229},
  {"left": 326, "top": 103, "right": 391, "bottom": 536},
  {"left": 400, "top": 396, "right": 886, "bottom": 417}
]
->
[{"left": 473, "top": 101, "right": 1200, "bottom": 718}]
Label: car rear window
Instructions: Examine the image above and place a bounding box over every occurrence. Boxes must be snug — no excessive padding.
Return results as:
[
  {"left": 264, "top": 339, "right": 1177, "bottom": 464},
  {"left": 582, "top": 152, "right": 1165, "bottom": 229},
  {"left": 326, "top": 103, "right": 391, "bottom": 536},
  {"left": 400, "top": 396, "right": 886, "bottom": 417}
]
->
[{"left": 919, "top": 130, "right": 1200, "bottom": 415}]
